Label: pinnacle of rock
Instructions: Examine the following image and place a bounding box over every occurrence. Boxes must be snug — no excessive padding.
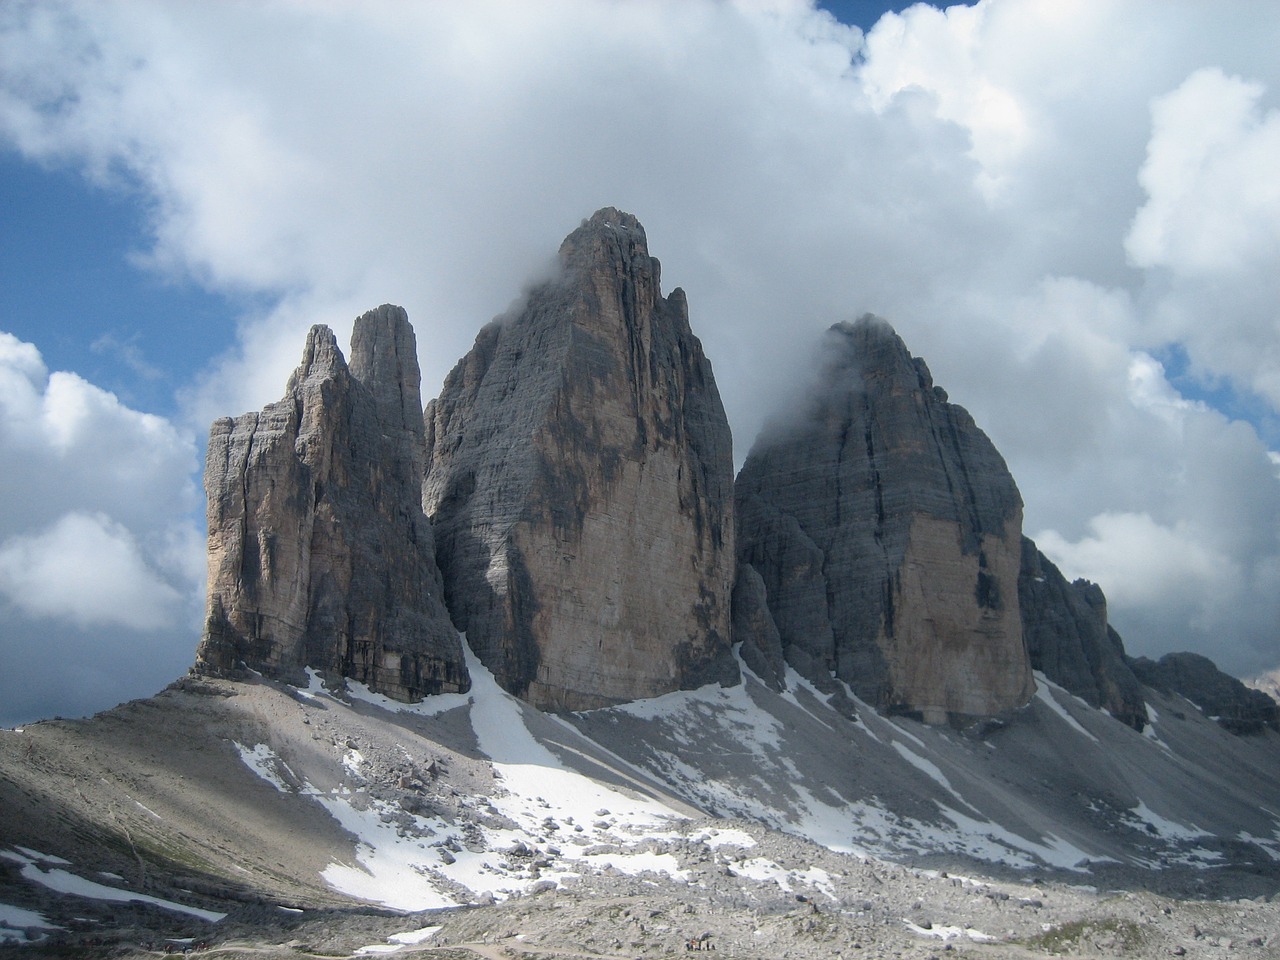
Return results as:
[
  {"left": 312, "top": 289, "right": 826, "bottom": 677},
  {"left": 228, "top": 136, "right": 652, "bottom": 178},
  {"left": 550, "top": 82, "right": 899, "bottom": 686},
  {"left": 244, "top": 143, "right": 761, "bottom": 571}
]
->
[
  {"left": 423, "top": 208, "right": 738, "bottom": 710},
  {"left": 195, "top": 305, "right": 466, "bottom": 701},
  {"left": 735, "top": 315, "right": 1033, "bottom": 723}
]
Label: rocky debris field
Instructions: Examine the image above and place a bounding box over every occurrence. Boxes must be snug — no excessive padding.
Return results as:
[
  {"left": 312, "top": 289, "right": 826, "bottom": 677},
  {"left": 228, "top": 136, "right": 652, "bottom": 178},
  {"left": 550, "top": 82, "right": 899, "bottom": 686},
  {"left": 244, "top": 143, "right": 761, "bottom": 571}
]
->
[
  {"left": 3, "top": 836, "right": 1278, "bottom": 960},
  {"left": 2, "top": 674, "right": 1278, "bottom": 960}
]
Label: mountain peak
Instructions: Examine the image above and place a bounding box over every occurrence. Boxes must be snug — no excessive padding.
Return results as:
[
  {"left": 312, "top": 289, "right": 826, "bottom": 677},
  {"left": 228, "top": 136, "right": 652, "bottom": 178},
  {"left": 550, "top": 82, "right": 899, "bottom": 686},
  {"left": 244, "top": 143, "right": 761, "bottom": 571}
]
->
[
  {"left": 737, "top": 317, "right": 1032, "bottom": 723},
  {"left": 423, "top": 209, "right": 736, "bottom": 711}
]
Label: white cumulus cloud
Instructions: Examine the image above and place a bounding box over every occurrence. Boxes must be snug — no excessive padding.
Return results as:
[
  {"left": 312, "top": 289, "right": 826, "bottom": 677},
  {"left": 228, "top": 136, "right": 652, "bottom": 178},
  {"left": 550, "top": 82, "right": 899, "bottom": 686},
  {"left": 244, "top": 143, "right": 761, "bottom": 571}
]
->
[
  {"left": 0, "top": 511, "right": 185, "bottom": 631},
  {"left": 0, "top": 331, "right": 201, "bottom": 723},
  {"left": 0, "top": 0, "right": 1278, "bottom": 711}
]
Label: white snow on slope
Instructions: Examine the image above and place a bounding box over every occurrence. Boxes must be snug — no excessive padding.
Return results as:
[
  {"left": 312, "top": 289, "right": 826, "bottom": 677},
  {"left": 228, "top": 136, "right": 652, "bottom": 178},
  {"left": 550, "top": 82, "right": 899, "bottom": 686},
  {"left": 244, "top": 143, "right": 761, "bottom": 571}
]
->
[
  {"left": 1033, "top": 673, "right": 1099, "bottom": 743},
  {"left": 585, "top": 669, "right": 1132, "bottom": 873},
  {"left": 890, "top": 741, "right": 958, "bottom": 797},
  {"left": 933, "top": 806, "right": 1096, "bottom": 871},
  {"left": 238, "top": 641, "right": 696, "bottom": 911},
  {"left": 1127, "top": 801, "right": 1209, "bottom": 842},
  {"left": 1, "top": 848, "right": 226, "bottom": 922},
  {"left": 234, "top": 742, "right": 297, "bottom": 793},
  {"left": 0, "top": 902, "right": 60, "bottom": 943}
]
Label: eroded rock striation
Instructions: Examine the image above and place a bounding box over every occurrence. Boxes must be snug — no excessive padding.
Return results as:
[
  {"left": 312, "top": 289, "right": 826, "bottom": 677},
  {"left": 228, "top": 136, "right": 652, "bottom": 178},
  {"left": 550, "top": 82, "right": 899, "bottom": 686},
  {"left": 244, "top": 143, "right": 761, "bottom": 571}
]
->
[
  {"left": 423, "top": 208, "right": 738, "bottom": 711},
  {"left": 735, "top": 316, "right": 1034, "bottom": 723},
  {"left": 1018, "top": 538, "right": 1146, "bottom": 729},
  {"left": 196, "top": 305, "right": 467, "bottom": 700}
]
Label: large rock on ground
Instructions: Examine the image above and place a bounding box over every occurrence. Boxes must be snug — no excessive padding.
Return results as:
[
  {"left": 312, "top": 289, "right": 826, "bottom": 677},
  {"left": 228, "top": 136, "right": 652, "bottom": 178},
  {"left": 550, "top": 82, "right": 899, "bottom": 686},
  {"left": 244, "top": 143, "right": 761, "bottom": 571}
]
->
[
  {"left": 735, "top": 316, "right": 1033, "bottom": 723},
  {"left": 195, "top": 305, "right": 466, "bottom": 700},
  {"left": 1018, "top": 537, "right": 1146, "bottom": 730},
  {"left": 423, "top": 208, "right": 738, "bottom": 711}
]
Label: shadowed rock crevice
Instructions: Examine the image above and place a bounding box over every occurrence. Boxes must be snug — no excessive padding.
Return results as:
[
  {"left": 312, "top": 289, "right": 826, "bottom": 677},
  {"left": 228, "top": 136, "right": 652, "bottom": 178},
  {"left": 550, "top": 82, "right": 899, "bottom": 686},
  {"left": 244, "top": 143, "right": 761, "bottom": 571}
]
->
[{"left": 1018, "top": 537, "right": 1146, "bottom": 730}]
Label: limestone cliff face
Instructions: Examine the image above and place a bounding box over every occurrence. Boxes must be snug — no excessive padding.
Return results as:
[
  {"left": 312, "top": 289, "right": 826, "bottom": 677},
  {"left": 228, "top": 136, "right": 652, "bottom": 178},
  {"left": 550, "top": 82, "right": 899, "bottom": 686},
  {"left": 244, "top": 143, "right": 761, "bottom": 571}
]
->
[
  {"left": 1018, "top": 538, "right": 1146, "bottom": 730},
  {"left": 423, "top": 208, "right": 738, "bottom": 711},
  {"left": 735, "top": 317, "right": 1033, "bottom": 723},
  {"left": 195, "top": 305, "right": 466, "bottom": 700}
]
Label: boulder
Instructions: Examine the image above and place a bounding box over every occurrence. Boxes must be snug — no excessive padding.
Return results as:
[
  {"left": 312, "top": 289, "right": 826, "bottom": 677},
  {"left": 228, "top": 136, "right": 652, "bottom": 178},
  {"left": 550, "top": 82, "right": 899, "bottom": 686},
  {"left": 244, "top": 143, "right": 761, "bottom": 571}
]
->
[
  {"left": 736, "top": 316, "right": 1033, "bottom": 723},
  {"left": 195, "top": 305, "right": 466, "bottom": 700},
  {"left": 423, "top": 209, "right": 738, "bottom": 710}
]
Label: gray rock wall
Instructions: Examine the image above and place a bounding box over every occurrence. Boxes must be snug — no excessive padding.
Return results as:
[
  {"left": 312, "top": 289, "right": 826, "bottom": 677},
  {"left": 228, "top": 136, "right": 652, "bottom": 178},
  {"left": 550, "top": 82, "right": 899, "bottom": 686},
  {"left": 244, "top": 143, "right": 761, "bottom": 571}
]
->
[
  {"left": 1018, "top": 537, "right": 1146, "bottom": 729},
  {"left": 1131, "top": 652, "right": 1279, "bottom": 734},
  {"left": 195, "top": 305, "right": 466, "bottom": 700},
  {"left": 424, "top": 209, "right": 738, "bottom": 711},
  {"left": 736, "top": 316, "right": 1033, "bottom": 723}
]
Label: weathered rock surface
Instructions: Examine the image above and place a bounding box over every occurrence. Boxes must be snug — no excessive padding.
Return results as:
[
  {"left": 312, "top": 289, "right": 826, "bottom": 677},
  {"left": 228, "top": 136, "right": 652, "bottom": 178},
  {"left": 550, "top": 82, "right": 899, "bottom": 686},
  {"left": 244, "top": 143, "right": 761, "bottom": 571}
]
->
[
  {"left": 731, "top": 565, "right": 787, "bottom": 692},
  {"left": 735, "top": 316, "right": 1034, "bottom": 723},
  {"left": 1131, "top": 652, "right": 1279, "bottom": 734},
  {"left": 1018, "top": 537, "right": 1146, "bottom": 730},
  {"left": 423, "top": 208, "right": 737, "bottom": 711},
  {"left": 195, "top": 305, "right": 466, "bottom": 701}
]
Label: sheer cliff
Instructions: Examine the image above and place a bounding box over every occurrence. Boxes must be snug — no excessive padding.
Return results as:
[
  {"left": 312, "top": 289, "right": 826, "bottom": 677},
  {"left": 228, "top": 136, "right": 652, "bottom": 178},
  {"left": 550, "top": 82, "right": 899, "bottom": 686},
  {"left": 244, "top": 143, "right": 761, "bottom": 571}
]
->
[
  {"left": 195, "top": 305, "right": 466, "bottom": 701},
  {"left": 735, "top": 316, "right": 1034, "bottom": 723},
  {"left": 423, "top": 209, "right": 737, "bottom": 711}
]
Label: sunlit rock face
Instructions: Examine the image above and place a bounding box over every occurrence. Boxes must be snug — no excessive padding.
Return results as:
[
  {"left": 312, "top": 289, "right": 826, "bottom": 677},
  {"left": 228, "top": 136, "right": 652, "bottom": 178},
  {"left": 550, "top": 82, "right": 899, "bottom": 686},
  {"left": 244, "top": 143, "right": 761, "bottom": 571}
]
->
[
  {"left": 736, "top": 316, "right": 1034, "bottom": 724},
  {"left": 423, "top": 208, "right": 738, "bottom": 711},
  {"left": 196, "top": 305, "right": 467, "bottom": 700}
]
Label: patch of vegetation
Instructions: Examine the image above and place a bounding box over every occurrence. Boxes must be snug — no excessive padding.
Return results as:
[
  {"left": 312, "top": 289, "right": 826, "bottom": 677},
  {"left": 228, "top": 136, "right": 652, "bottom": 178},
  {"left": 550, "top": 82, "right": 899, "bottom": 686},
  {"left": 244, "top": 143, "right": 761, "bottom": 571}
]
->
[{"left": 1024, "top": 917, "right": 1146, "bottom": 954}]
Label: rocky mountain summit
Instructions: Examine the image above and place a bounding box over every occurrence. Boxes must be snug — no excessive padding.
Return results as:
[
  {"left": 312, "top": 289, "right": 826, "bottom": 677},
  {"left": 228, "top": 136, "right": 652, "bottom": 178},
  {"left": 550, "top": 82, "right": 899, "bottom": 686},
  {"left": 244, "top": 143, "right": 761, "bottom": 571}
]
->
[
  {"left": 191, "top": 208, "right": 1270, "bottom": 737},
  {"left": 423, "top": 208, "right": 737, "bottom": 711},
  {"left": 735, "top": 317, "right": 1033, "bottom": 724},
  {"left": 5, "top": 207, "right": 1280, "bottom": 958},
  {"left": 195, "top": 305, "right": 466, "bottom": 701}
]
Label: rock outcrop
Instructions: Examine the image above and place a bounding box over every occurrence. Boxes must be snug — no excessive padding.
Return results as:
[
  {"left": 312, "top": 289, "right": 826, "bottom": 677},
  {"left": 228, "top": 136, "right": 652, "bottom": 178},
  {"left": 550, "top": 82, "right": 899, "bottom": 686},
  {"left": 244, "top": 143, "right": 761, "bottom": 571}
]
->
[
  {"left": 735, "top": 317, "right": 1034, "bottom": 723},
  {"left": 195, "top": 305, "right": 467, "bottom": 701},
  {"left": 423, "top": 208, "right": 738, "bottom": 711},
  {"left": 1130, "top": 652, "right": 1279, "bottom": 734},
  {"left": 1018, "top": 538, "right": 1146, "bottom": 730}
]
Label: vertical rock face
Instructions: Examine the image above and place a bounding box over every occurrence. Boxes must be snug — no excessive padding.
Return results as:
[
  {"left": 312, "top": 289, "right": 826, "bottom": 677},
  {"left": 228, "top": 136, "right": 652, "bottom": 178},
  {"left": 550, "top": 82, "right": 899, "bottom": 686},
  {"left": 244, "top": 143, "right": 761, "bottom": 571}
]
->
[
  {"left": 195, "top": 305, "right": 467, "bottom": 700},
  {"left": 735, "top": 316, "right": 1033, "bottom": 723},
  {"left": 423, "top": 208, "right": 738, "bottom": 711},
  {"left": 1018, "top": 538, "right": 1146, "bottom": 729}
]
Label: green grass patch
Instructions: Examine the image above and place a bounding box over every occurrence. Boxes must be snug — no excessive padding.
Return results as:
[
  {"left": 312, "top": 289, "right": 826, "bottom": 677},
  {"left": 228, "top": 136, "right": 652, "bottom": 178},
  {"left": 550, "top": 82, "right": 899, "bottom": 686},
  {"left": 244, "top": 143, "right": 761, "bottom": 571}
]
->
[{"left": 1025, "top": 917, "right": 1146, "bottom": 954}]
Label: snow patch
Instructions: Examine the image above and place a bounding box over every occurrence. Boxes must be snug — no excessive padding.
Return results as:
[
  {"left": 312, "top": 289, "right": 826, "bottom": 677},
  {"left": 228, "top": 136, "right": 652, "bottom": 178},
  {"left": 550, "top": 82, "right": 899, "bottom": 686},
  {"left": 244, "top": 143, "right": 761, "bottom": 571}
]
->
[
  {"left": 933, "top": 806, "right": 1097, "bottom": 871},
  {"left": 389, "top": 925, "right": 442, "bottom": 944},
  {"left": 234, "top": 742, "right": 296, "bottom": 793},
  {"left": 0, "top": 902, "right": 61, "bottom": 943},
  {"left": 902, "top": 920, "right": 996, "bottom": 942},
  {"left": 4, "top": 848, "right": 225, "bottom": 922},
  {"left": 1127, "top": 800, "right": 1209, "bottom": 841},
  {"left": 1033, "top": 674, "right": 1099, "bottom": 743},
  {"left": 890, "top": 741, "right": 958, "bottom": 797}
]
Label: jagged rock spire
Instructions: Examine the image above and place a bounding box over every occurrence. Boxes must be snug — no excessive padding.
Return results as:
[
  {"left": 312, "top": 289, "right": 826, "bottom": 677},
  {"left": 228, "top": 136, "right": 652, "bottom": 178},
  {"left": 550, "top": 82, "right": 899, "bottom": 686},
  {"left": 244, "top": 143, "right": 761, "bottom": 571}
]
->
[
  {"left": 195, "top": 305, "right": 466, "bottom": 700},
  {"left": 423, "top": 208, "right": 738, "bottom": 710}
]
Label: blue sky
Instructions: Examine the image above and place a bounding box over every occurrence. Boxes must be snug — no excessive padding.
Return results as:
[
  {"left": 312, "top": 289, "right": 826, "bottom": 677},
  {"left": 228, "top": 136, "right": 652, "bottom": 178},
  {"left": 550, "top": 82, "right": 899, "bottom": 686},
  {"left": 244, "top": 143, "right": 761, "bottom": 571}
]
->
[
  {"left": 0, "top": 0, "right": 923, "bottom": 426},
  {"left": 1, "top": 155, "right": 240, "bottom": 417},
  {"left": 1, "top": 0, "right": 1278, "bottom": 723}
]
